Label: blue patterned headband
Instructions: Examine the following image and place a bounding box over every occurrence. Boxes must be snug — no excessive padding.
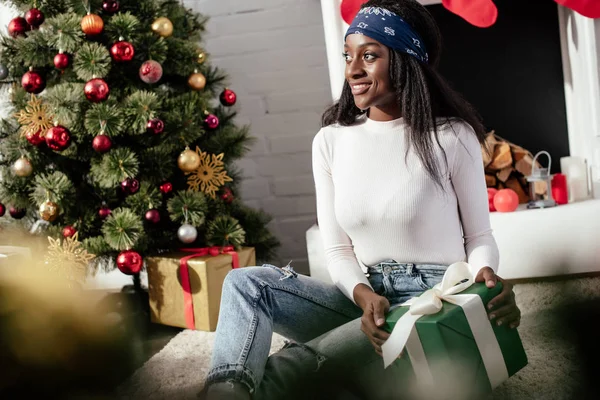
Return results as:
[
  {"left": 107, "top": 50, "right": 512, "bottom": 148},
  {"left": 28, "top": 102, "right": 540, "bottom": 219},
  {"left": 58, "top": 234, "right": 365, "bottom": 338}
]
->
[{"left": 345, "top": 7, "right": 429, "bottom": 63}]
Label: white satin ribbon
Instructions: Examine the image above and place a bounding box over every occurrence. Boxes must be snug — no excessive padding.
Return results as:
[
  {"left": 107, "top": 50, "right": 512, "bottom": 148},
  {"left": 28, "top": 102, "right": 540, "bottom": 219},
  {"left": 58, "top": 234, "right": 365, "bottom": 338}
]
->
[{"left": 381, "top": 262, "right": 509, "bottom": 389}]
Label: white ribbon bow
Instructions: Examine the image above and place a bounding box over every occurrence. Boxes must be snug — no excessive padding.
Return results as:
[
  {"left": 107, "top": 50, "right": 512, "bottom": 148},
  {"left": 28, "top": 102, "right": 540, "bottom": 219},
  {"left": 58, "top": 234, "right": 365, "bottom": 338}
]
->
[{"left": 381, "top": 262, "right": 509, "bottom": 389}]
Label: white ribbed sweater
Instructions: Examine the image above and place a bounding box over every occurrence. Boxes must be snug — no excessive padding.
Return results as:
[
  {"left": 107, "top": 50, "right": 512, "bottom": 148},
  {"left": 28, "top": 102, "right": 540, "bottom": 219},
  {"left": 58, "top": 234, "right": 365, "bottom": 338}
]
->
[{"left": 312, "top": 116, "right": 499, "bottom": 303}]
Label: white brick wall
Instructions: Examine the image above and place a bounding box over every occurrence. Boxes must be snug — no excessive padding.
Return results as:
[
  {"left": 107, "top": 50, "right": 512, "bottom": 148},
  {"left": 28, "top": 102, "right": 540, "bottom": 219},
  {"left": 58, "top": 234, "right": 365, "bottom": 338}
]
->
[{"left": 187, "top": 0, "right": 330, "bottom": 273}]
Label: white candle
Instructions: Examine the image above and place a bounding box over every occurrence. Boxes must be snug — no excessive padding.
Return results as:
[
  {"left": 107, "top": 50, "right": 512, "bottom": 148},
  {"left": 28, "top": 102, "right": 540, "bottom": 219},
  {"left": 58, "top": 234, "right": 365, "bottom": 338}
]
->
[{"left": 560, "top": 156, "right": 590, "bottom": 202}]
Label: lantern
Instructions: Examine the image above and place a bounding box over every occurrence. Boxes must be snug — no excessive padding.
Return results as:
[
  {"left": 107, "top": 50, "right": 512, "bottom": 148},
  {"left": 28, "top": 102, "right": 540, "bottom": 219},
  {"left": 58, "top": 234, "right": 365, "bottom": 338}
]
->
[{"left": 526, "top": 151, "right": 557, "bottom": 209}]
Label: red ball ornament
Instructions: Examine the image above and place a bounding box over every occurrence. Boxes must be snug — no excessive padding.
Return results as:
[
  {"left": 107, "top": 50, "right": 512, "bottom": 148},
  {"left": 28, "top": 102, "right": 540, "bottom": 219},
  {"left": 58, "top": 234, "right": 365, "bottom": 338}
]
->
[
  {"left": 22, "top": 70, "right": 45, "bottom": 94},
  {"left": 84, "top": 78, "right": 110, "bottom": 103},
  {"left": 493, "top": 189, "right": 519, "bottom": 213},
  {"left": 120, "top": 178, "right": 140, "bottom": 195},
  {"left": 8, "top": 17, "right": 29, "bottom": 37},
  {"left": 92, "top": 134, "right": 112, "bottom": 153},
  {"left": 145, "top": 209, "right": 160, "bottom": 223},
  {"left": 25, "top": 8, "right": 45, "bottom": 28},
  {"left": 98, "top": 206, "right": 111, "bottom": 219},
  {"left": 110, "top": 40, "right": 135, "bottom": 62},
  {"left": 146, "top": 118, "right": 164, "bottom": 135},
  {"left": 204, "top": 114, "right": 220, "bottom": 130},
  {"left": 9, "top": 206, "right": 26, "bottom": 219},
  {"left": 45, "top": 125, "right": 71, "bottom": 151},
  {"left": 62, "top": 225, "right": 77, "bottom": 238},
  {"left": 487, "top": 188, "right": 498, "bottom": 212},
  {"left": 0, "top": 203, "right": 5, "bottom": 217},
  {"left": 54, "top": 52, "right": 70, "bottom": 70},
  {"left": 102, "top": 0, "right": 120, "bottom": 14},
  {"left": 220, "top": 187, "right": 234, "bottom": 204},
  {"left": 139, "top": 60, "right": 163, "bottom": 84},
  {"left": 219, "top": 88, "right": 237, "bottom": 106},
  {"left": 116, "top": 250, "right": 143, "bottom": 275},
  {"left": 159, "top": 182, "right": 172, "bottom": 194},
  {"left": 340, "top": 0, "right": 368, "bottom": 25},
  {"left": 26, "top": 129, "right": 45, "bottom": 147}
]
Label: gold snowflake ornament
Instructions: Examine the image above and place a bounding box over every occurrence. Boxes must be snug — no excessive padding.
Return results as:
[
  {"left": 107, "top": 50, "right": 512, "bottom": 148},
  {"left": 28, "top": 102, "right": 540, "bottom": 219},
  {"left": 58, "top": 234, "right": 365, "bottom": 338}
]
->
[
  {"left": 15, "top": 95, "right": 54, "bottom": 138},
  {"left": 44, "top": 233, "right": 95, "bottom": 286},
  {"left": 186, "top": 146, "right": 233, "bottom": 198}
]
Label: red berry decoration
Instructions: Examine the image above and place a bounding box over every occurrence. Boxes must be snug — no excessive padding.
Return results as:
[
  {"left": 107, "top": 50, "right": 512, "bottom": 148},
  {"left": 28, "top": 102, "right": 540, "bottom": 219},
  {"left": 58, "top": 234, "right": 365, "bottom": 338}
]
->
[
  {"left": 45, "top": 125, "right": 71, "bottom": 151},
  {"left": 493, "top": 189, "right": 519, "bottom": 213},
  {"left": 146, "top": 118, "right": 164, "bottom": 135},
  {"left": 9, "top": 206, "right": 26, "bottom": 219},
  {"left": 110, "top": 40, "right": 135, "bottom": 62},
  {"left": 22, "top": 70, "right": 45, "bottom": 94},
  {"left": 487, "top": 188, "right": 498, "bottom": 212},
  {"left": 26, "top": 130, "right": 45, "bottom": 147},
  {"left": 204, "top": 113, "right": 220, "bottom": 130},
  {"left": 145, "top": 209, "right": 160, "bottom": 223},
  {"left": 102, "top": 0, "right": 120, "bottom": 14},
  {"left": 220, "top": 187, "right": 234, "bottom": 204},
  {"left": 139, "top": 60, "right": 163, "bottom": 84},
  {"left": 116, "top": 250, "right": 143, "bottom": 275},
  {"left": 98, "top": 206, "right": 112, "bottom": 219},
  {"left": 8, "top": 17, "right": 29, "bottom": 37},
  {"left": 54, "top": 52, "right": 70, "bottom": 70},
  {"left": 62, "top": 225, "right": 77, "bottom": 238},
  {"left": 219, "top": 88, "right": 237, "bottom": 106},
  {"left": 121, "top": 178, "right": 140, "bottom": 195},
  {"left": 25, "top": 8, "right": 45, "bottom": 28},
  {"left": 92, "top": 134, "right": 112, "bottom": 153},
  {"left": 0, "top": 203, "right": 5, "bottom": 217},
  {"left": 84, "top": 78, "right": 110, "bottom": 103},
  {"left": 159, "top": 182, "right": 172, "bottom": 194}
]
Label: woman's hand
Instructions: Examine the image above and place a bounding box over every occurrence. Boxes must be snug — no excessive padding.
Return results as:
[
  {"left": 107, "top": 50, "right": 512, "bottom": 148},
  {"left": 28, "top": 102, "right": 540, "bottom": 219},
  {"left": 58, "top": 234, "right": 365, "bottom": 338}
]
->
[
  {"left": 354, "top": 284, "right": 391, "bottom": 356},
  {"left": 475, "top": 267, "right": 521, "bottom": 329}
]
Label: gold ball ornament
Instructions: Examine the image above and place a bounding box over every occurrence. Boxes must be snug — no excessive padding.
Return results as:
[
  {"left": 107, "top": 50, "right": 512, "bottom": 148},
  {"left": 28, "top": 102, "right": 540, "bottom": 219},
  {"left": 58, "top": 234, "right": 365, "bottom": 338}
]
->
[
  {"left": 81, "top": 13, "right": 104, "bottom": 36},
  {"left": 188, "top": 72, "right": 206, "bottom": 91},
  {"left": 197, "top": 50, "right": 206, "bottom": 64},
  {"left": 178, "top": 148, "right": 201, "bottom": 172},
  {"left": 13, "top": 156, "right": 33, "bottom": 177},
  {"left": 151, "top": 17, "right": 173, "bottom": 37},
  {"left": 39, "top": 201, "right": 60, "bottom": 222}
]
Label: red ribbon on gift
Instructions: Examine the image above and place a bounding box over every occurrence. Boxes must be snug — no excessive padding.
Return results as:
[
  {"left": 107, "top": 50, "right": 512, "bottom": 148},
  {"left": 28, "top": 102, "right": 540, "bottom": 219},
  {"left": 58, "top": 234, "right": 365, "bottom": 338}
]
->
[{"left": 179, "top": 246, "right": 239, "bottom": 329}]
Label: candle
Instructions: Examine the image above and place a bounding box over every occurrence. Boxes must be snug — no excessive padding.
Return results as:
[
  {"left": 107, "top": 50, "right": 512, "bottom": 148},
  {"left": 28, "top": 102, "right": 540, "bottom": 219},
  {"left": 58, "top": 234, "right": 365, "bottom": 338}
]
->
[
  {"left": 551, "top": 173, "right": 568, "bottom": 205},
  {"left": 560, "top": 156, "right": 590, "bottom": 202}
]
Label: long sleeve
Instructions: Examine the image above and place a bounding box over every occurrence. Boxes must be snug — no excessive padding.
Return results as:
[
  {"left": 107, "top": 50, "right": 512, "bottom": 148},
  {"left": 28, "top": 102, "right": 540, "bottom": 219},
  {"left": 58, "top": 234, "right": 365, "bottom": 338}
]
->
[
  {"left": 450, "top": 124, "right": 500, "bottom": 277},
  {"left": 312, "top": 129, "right": 373, "bottom": 303}
]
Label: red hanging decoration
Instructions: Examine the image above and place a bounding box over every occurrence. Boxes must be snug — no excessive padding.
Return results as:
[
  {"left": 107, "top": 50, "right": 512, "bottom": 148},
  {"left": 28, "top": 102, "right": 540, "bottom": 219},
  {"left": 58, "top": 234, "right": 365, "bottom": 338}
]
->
[
  {"left": 340, "top": 0, "right": 368, "bottom": 25},
  {"left": 110, "top": 40, "right": 135, "bottom": 62},
  {"left": 54, "top": 52, "right": 70, "bottom": 70},
  {"left": 84, "top": 78, "right": 110, "bottom": 103},
  {"left": 116, "top": 250, "right": 143, "bottom": 275},
  {"left": 554, "top": 0, "right": 600, "bottom": 18},
  {"left": 442, "top": 0, "right": 498, "bottom": 28}
]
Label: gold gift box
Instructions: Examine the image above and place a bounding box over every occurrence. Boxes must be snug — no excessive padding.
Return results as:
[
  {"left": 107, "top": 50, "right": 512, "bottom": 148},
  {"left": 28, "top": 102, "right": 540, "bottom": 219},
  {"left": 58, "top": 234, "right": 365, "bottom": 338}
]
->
[{"left": 146, "top": 247, "right": 255, "bottom": 331}]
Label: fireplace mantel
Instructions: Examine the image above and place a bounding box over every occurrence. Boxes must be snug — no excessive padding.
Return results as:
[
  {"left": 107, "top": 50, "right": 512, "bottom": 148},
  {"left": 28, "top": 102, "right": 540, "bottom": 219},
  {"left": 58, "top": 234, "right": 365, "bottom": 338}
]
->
[{"left": 320, "top": 1, "right": 600, "bottom": 183}]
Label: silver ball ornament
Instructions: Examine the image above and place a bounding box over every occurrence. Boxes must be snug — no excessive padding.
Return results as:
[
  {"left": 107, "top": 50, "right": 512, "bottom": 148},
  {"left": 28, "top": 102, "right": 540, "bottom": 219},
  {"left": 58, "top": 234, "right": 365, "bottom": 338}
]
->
[
  {"left": 0, "top": 63, "right": 8, "bottom": 80},
  {"left": 177, "top": 223, "right": 197, "bottom": 244}
]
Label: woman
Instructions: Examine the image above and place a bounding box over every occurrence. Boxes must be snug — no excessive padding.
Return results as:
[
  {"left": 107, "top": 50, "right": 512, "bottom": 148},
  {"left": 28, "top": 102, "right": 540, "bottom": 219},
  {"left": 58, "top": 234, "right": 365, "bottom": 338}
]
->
[{"left": 204, "top": 0, "right": 521, "bottom": 398}]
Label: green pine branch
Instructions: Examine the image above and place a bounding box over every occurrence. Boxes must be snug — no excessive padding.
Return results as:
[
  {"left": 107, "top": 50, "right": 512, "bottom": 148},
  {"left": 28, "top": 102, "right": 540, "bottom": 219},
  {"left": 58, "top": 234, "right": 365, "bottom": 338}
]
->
[
  {"left": 29, "top": 171, "right": 76, "bottom": 209},
  {"left": 139, "top": 146, "right": 176, "bottom": 184},
  {"left": 45, "top": 13, "right": 86, "bottom": 54},
  {"left": 101, "top": 207, "right": 143, "bottom": 251},
  {"left": 104, "top": 12, "right": 141, "bottom": 43},
  {"left": 123, "top": 90, "right": 160, "bottom": 134},
  {"left": 84, "top": 102, "right": 124, "bottom": 137},
  {"left": 205, "top": 215, "right": 245, "bottom": 248},
  {"left": 82, "top": 236, "right": 114, "bottom": 256},
  {"left": 90, "top": 148, "right": 139, "bottom": 188},
  {"left": 167, "top": 190, "right": 207, "bottom": 226},
  {"left": 135, "top": 33, "right": 168, "bottom": 64},
  {"left": 203, "top": 125, "right": 255, "bottom": 162},
  {"left": 12, "top": 30, "right": 53, "bottom": 67},
  {"left": 73, "top": 42, "right": 112, "bottom": 81},
  {"left": 125, "top": 181, "right": 161, "bottom": 215}
]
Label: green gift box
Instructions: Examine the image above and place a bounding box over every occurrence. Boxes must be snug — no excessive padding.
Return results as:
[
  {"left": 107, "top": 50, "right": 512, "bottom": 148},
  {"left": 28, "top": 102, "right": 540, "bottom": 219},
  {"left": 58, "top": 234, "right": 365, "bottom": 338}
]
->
[{"left": 384, "top": 282, "right": 528, "bottom": 399}]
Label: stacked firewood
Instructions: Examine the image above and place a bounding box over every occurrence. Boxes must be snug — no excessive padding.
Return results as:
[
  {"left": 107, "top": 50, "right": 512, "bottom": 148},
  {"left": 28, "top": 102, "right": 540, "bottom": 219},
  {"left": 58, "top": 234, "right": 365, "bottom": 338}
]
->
[{"left": 481, "top": 131, "right": 544, "bottom": 204}]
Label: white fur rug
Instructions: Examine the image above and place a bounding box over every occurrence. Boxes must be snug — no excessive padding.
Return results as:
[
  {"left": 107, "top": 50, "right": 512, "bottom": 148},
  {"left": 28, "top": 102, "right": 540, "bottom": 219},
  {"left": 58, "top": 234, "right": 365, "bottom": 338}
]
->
[{"left": 117, "top": 277, "right": 600, "bottom": 399}]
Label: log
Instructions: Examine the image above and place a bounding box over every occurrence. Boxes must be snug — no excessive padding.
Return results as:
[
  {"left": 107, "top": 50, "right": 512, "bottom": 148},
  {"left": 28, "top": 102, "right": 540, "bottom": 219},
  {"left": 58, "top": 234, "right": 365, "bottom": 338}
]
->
[
  {"left": 488, "top": 143, "right": 513, "bottom": 170},
  {"left": 515, "top": 155, "right": 534, "bottom": 177},
  {"left": 485, "top": 174, "right": 497, "bottom": 187},
  {"left": 505, "top": 177, "right": 530, "bottom": 204},
  {"left": 511, "top": 146, "right": 529, "bottom": 162},
  {"left": 496, "top": 167, "right": 513, "bottom": 183}
]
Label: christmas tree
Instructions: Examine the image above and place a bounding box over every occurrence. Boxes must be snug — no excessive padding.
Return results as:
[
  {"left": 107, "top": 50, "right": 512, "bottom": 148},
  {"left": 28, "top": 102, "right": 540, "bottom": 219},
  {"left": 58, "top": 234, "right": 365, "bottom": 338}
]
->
[{"left": 0, "top": 0, "right": 279, "bottom": 280}]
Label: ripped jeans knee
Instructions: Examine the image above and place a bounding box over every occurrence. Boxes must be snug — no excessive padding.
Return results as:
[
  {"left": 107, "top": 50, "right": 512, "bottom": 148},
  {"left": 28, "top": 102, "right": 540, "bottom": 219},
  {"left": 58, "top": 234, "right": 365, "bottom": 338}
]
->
[
  {"left": 262, "top": 261, "right": 298, "bottom": 281},
  {"left": 280, "top": 340, "right": 327, "bottom": 371}
]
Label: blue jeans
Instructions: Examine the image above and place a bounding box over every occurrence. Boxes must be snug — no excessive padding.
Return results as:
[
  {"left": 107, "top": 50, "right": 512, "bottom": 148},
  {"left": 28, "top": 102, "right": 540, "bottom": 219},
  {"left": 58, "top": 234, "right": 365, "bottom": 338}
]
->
[{"left": 207, "top": 261, "right": 447, "bottom": 399}]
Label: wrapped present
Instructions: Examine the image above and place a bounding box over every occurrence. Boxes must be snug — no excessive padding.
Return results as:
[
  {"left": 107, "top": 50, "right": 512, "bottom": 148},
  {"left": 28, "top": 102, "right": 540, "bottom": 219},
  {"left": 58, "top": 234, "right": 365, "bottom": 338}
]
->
[
  {"left": 382, "top": 262, "right": 528, "bottom": 400},
  {"left": 146, "top": 246, "right": 255, "bottom": 331}
]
